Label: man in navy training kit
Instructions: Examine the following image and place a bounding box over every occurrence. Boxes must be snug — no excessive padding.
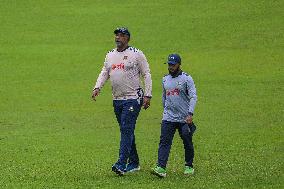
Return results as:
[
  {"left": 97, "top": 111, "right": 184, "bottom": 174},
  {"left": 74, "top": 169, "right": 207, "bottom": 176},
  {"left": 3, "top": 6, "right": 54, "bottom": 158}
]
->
[
  {"left": 152, "top": 54, "right": 197, "bottom": 177},
  {"left": 92, "top": 27, "right": 152, "bottom": 176}
]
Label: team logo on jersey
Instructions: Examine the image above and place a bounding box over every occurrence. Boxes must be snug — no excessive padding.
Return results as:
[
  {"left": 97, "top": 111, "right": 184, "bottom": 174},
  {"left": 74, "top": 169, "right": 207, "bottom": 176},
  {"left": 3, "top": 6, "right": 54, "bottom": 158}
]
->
[
  {"left": 112, "top": 63, "right": 125, "bottom": 70},
  {"left": 123, "top": 56, "right": 128, "bottom": 60},
  {"left": 166, "top": 88, "right": 180, "bottom": 96}
]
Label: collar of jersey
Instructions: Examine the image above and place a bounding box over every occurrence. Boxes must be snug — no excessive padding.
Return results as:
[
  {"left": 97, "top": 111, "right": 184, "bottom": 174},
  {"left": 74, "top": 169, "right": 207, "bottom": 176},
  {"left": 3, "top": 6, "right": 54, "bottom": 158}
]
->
[
  {"left": 171, "top": 70, "right": 183, "bottom": 78},
  {"left": 116, "top": 46, "right": 130, "bottom": 52}
]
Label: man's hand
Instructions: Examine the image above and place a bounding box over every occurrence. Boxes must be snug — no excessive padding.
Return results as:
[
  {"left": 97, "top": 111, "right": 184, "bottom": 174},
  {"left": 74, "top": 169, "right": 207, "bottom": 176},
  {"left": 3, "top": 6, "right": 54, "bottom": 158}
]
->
[
  {"left": 185, "top": 114, "right": 193, "bottom": 124},
  {"left": 91, "top": 88, "right": 100, "bottom": 101},
  {"left": 142, "top": 96, "right": 151, "bottom": 110}
]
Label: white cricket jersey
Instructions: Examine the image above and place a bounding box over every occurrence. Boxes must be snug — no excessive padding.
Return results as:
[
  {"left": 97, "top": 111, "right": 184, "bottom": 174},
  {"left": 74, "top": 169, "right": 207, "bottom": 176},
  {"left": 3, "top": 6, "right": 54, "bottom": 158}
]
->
[{"left": 94, "top": 46, "right": 152, "bottom": 100}]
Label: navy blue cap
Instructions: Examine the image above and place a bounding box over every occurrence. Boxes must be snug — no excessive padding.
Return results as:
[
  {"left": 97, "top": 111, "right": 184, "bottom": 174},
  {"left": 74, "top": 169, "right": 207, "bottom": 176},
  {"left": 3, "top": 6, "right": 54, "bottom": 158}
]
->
[
  {"left": 167, "top": 54, "right": 181, "bottom": 65},
  {"left": 114, "top": 27, "right": 130, "bottom": 37}
]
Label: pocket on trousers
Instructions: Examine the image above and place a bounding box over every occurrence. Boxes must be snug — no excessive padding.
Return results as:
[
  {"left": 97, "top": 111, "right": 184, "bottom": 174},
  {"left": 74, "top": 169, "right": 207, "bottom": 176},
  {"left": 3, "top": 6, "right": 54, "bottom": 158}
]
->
[{"left": 188, "top": 123, "right": 196, "bottom": 134}]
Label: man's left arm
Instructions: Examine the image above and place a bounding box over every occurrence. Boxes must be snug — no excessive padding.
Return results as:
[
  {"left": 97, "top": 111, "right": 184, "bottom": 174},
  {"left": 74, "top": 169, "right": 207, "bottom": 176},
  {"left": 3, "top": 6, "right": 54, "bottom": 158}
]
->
[
  {"left": 185, "top": 75, "right": 197, "bottom": 124},
  {"left": 138, "top": 51, "right": 152, "bottom": 109}
]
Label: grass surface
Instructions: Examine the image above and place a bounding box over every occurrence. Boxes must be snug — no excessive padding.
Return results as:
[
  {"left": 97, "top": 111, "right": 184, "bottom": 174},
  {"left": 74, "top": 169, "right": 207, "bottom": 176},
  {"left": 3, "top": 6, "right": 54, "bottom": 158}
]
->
[{"left": 0, "top": 0, "right": 283, "bottom": 188}]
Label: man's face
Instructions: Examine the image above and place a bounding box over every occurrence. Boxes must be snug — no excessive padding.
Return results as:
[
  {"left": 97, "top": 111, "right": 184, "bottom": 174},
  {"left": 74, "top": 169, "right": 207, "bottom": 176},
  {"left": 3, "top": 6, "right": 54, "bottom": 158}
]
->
[
  {"left": 115, "top": 33, "right": 129, "bottom": 48},
  {"left": 168, "top": 63, "right": 180, "bottom": 74}
]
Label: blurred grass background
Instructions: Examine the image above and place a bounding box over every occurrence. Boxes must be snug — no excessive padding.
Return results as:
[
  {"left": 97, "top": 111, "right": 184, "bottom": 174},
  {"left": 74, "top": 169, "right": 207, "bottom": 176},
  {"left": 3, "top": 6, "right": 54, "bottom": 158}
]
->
[{"left": 0, "top": 0, "right": 283, "bottom": 188}]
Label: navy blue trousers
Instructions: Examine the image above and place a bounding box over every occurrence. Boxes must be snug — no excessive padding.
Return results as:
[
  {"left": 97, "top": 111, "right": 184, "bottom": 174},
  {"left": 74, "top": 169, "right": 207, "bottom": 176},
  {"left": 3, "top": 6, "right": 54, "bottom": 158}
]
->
[
  {"left": 113, "top": 99, "right": 141, "bottom": 166},
  {"left": 157, "top": 120, "right": 196, "bottom": 168}
]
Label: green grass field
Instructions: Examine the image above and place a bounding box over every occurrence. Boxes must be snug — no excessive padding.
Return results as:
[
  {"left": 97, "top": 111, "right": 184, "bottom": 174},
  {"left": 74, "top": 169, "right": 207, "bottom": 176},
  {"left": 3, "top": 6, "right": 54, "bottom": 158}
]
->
[{"left": 0, "top": 0, "right": 283, "bottom": 188}]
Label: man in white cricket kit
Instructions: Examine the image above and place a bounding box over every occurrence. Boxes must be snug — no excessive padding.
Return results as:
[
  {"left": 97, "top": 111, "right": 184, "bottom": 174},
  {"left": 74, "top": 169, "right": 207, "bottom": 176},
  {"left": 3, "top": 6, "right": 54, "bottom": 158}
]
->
[{"left": 92, "top": 27, "right": 152, "bottom": 176}]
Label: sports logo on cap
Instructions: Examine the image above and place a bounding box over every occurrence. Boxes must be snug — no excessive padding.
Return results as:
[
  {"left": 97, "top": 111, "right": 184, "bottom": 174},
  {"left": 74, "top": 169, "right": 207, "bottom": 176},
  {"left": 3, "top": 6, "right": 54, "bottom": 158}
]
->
[{"left": 167, "top": 54, "right": 181, "bottom": 65}]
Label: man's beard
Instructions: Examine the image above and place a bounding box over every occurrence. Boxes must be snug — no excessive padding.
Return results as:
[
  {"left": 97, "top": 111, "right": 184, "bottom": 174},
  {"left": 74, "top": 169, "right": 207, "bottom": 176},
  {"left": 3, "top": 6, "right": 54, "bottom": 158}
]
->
[
  {"left": 115, "top": 41, "right": 123, "bottom": 47},
  {"left": 168, "top": 68, "right": 181, "bottom": 77}
]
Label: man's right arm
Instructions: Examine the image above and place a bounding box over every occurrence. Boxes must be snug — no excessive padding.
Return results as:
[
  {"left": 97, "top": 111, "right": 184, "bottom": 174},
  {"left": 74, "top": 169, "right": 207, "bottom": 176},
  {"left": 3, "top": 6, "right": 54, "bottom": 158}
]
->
[
  {"left": 93, "top": 65, "right": 109, "bottom": 90},
  {"left": 92, "top": 63, "right": 110, "bottom": 101}
]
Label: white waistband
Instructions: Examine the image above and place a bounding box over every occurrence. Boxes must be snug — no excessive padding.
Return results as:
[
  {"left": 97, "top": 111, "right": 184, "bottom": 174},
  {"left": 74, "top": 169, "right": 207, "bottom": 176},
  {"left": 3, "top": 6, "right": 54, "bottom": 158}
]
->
[{"left": 113, "top": 96, "right": 137, "bottom": 100}]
